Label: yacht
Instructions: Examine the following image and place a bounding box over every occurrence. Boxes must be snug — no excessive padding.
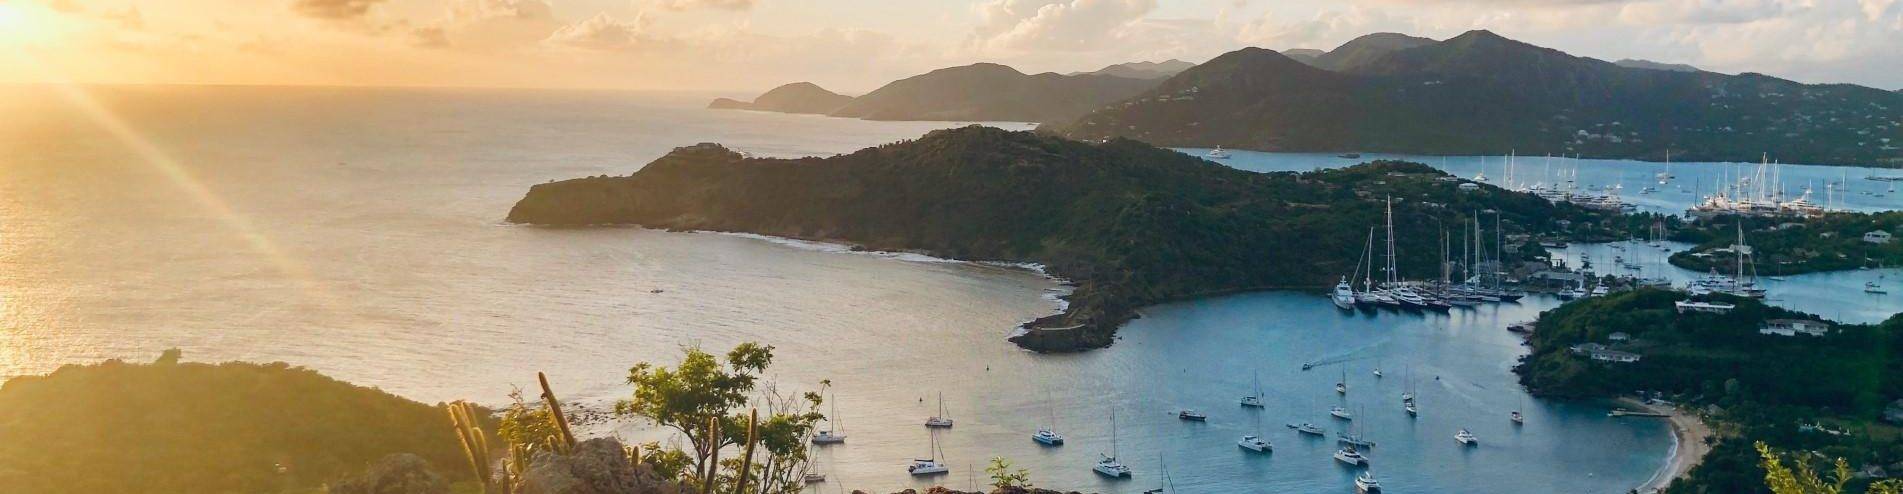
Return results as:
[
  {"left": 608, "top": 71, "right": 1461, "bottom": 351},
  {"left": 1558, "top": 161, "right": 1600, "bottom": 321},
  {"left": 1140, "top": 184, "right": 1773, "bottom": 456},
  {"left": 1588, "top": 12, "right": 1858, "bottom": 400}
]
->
[
  {"left": 1177, "top": 409, "right": 1207, "bottom": 422},
  {"left": 1331, "top": 406, "right": 1354, "bottom": 420},
  {"left": 1404, "top": 402, "right": 1418, "bottom": 417},
  {"left": 1032, "top": 428, "right": 1064, "bottom": 446},
  {"left": 907, "top": 430, "right": 949, "bottom": 476},
  {"left": 1867, "top": 280, "right": 1887, "bottom": 294},
  {"left": 1510, "top": 410, "right": 1525, "bottom": 425},
  {"left": 1288, "top": 422, "right": 1326, "bottom": 435},
  {"left": 1205, "top": 146, "right": 1231, "bottom": 159},
  {"left": 1237, "top": 434, "right": 1271, "bottom": 453},
  {"left": 1333, "top": 445, "right": 1369, "bottom": 467},
  {"left": 1337, "top": 431, "right": 1376, "bottom": 448},
  {"left": 1372, "top": 367, "right": 1383, "bottom": 379},
  {"left": 803, "top": 472, "right": 826, "bottom": 484},
  {"left": 1590, "top": 284, "right": 1610, "bottom": 297},
  {"left": 1332, "top": 277, "right": 1357, "bottom": 310},
  {"left": 1455, "top": 429, "right": 1478, "bottom": 445},
  {"left": 1336, "top": 367, "right": 1348, "bottom": 395},
  {"left": 1355, "top": 471, "right": 1384, "bottom": 493},
  {"left": 924, "top": 392, "right": 953, "bottom": 428}
]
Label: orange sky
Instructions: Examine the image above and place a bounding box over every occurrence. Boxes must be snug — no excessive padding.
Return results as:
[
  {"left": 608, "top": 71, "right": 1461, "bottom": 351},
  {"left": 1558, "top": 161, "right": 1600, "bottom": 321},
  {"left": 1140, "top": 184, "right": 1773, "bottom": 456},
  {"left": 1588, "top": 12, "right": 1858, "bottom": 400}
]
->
[{"left": 4, "top": 0, "right": 1901, "bottom": 92}]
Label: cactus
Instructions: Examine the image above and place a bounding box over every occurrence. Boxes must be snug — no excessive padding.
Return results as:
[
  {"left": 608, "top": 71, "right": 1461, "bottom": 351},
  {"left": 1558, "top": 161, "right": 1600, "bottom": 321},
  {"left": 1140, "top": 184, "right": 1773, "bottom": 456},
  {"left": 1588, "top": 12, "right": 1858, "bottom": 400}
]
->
[
  {"left": 731, "top": 408, "right": 758, "bottom": 494},
  {"left": 701, "top": 416, "right": 721, "bottom": 494},
  {"left": 448, "top": 401, "right": 494, "bottom": 494},
  {"left": 537, "top": 372, "right": 577, "bottom": 452}
]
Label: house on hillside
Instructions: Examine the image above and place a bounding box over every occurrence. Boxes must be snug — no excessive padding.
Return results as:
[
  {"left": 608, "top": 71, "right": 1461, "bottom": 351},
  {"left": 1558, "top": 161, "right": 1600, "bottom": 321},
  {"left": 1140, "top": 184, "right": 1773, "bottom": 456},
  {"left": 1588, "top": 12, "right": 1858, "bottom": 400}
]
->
[
  {"left": 1864, "top": 230, "right": 1893, "bottom": 244},
  {"left": 1590, "top": 349, "right": 1642, "bottom": 363},
  {"left": 1676, "top": 300, "right": 1736, "bottom": 314},
  {"left": 1760, "top": 319, "right": 1832, "bottom": 337}
]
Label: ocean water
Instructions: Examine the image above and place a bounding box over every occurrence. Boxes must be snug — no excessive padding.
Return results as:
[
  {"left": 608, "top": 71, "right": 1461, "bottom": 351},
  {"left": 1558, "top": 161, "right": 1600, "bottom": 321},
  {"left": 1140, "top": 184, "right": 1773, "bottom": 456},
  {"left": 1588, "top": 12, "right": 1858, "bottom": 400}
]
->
[{"left": 7, "top": 85, "right": 1890, "bottom": 493}]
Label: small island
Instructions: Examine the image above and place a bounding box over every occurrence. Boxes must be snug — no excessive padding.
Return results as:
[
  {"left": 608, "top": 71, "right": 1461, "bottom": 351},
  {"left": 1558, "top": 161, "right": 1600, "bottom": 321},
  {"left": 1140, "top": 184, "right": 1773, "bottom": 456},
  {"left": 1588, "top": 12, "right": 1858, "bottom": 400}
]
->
[{"left": 509, "top": 126, "right": 1626, "bottom": 352}]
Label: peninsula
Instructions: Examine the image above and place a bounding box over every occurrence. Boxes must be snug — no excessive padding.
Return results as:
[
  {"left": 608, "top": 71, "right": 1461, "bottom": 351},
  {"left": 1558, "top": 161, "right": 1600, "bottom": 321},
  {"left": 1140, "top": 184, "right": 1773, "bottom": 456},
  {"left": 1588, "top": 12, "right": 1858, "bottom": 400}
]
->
[{"left": 509, "top": 126, "right": 1619, "bottom": 351}]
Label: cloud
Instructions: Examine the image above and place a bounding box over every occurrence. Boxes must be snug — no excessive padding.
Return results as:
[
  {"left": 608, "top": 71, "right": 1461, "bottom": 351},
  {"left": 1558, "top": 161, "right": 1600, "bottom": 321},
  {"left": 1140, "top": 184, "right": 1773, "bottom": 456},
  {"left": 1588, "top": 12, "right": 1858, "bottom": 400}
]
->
[
  {"left": 100, "top": 6, "right": 143, "bottom": 29},
  {"left": 431, "top": 0, "right": 563, "bottom": 52},
  {"left": 543, "top": 12, "right": 652, "bottom": 51},
  {"left": 651, "top": 0, "right": 757, "bottom": 11},
  {"left": 410, "top": 26, "right": 450, "bottom": 48},
  {"left": 970, "top": 0, "right": 1159, "bottom": 52},
  {"left": 291, "top": 0, "right": 388, "bottom": 20}
]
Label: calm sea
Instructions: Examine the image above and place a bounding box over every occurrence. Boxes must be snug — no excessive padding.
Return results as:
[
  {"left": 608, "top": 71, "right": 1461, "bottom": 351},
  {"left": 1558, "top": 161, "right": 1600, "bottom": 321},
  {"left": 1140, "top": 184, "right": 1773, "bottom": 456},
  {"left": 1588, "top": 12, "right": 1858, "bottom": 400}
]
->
[{"left": 6, "top": 86, "right": 1892, "bottom": 493}]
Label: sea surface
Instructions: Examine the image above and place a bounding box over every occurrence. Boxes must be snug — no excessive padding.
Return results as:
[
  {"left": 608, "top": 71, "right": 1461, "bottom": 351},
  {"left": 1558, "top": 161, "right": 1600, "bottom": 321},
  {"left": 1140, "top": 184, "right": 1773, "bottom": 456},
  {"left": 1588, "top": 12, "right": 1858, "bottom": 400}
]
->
[{"left": 4, "top": 86, "right": 1897, "bottom": 493}]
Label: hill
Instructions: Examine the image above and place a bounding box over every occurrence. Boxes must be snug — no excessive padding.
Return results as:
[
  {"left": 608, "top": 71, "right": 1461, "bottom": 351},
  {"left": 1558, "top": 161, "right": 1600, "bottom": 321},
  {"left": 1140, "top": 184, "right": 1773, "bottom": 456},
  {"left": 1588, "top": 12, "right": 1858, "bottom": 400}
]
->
[
  {"left": 1074, "top": 59, "right": 1197, "bottom": 79},
  {"left": 1308, "top": 32, "right": 1437, "bottom": 71},
  {"left": 1047, "top": 30, "right": 1903, "bottom": 167},
  {"left": 706, "top": 82, "right": 854, "bottom": 114},
  {"left": 828, "top": 63, "right": 1158, "bottom": 123},
  {"left": 0, "top": 351, "right": 480, "bottom": 493},
  {"left": 507, "top": 126, "right": 1621, "bottom": 351},
  {"left": 1281, "top": 48, "right": 1324, "bottom": 65},
  {"left": 1668, "top": 212, "right": 1903, "bottom": 275},
  {"left": 1616, "top": 58, "right": 1701, "bottom": 73}
]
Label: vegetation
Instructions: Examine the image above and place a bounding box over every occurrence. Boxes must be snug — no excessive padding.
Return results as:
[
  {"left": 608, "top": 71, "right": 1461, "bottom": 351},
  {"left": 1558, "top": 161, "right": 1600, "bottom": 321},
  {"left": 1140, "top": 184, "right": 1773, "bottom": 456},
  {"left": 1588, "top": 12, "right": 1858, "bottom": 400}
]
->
[
  {"left": 1670, "top": 213, "right": 1903, "bottom": 275},
  {"left": 1049, "top": 30, "right": 1903, "bottom": 167},
  {"left": 986, "top": 457, "right": 1032, "bottom": 489},
  {"left": 1758, "top": 442, "right": 1903, "bottom": 494},
  {"left": 1512, "top": 291, "right": 1903, "bottom": 493},
  {"left": 707, "top": 82, "right": 854, "bottom": 115},
  {"left": 0, "top": 351, "right": 479, "bottom": 494},
  {"left": 828, "top": 63, "right": 1158, "bottom": 123},
  {"left": 508, "top": 126, "right": 1626, "bottom": 351},
  {"left": 615, "top": 343, "right": 825, "bottom": 494}
]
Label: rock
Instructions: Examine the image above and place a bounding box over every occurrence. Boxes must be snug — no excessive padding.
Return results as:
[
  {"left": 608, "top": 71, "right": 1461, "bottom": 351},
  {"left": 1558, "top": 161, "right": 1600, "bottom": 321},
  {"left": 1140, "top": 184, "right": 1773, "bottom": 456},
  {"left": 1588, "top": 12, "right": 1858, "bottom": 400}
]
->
[
  {"left": 518, "top": 438, "right": 687, "bottom": 494},
  {"left": 328, "top": 453, "right": 449, "bottom": 494}
]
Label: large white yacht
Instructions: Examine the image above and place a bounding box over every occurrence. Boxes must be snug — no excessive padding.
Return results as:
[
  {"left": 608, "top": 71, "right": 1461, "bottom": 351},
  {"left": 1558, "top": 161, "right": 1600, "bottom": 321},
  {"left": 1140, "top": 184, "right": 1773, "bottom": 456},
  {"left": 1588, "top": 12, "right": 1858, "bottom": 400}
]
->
[{"left": 1334, "top": 445, "right": 1369, "bottom": 466}]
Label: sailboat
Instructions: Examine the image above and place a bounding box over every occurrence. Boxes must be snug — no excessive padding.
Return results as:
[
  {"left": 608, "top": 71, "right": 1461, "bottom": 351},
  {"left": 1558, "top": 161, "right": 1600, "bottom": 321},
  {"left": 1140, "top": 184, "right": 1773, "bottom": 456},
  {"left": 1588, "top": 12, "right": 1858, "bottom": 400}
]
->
[
  {"left": 1093, "top": 410, "right": 1132, "bottom": 478},
  {"left": 906, "top": 430, "right": 949, "bottom": 476},
  {"left": 1510, "top": 395, "right": 1526, "bottom": 425},
  {"left": 1334, "top": 444, "right": 1369, "bottom": 467},
  {"left": 1237, "top": 408, "right": 1271, "bottom": 453},
  {"left": 1336, "top": 367, "right": 1348, "bottom": 395},
  {"left": 1337, "top": 407, "right": 1376, "bottom": 447},
  {"left": 1455, "top": 428, "right": 1479, "bottom": 446},
  {"left": 1240, "top": 372, "right": 1266, "bottom": 408},
  {"left": 1033, "top": 393, "right": 1064, "bottom": 445},
  {"left": 1330, "top": 406, "right": 1354, "bottom": 420},
  {"left": 1401, "top": 369, "right": 1418, "bottom": 417},
  {"left": 924, "top": 392, "right": 953, "bottom": 428},
  {"left": 1372, "top": 365, "right": 1383, "bottom": 379},
  {"left": 1142, "top": 457, "right": 1176, "bottom": 494},
  {"left": 812, "top": 394, "right": 847, "bottom": 444}
]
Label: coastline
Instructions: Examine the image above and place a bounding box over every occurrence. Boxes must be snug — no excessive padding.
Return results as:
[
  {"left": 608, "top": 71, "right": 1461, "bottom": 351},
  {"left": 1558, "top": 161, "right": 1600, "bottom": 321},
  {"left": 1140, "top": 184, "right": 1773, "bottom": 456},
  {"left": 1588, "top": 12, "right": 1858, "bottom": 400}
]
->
[{"left": 1626, "top": 398, "right": 1715, "bottom": 493}]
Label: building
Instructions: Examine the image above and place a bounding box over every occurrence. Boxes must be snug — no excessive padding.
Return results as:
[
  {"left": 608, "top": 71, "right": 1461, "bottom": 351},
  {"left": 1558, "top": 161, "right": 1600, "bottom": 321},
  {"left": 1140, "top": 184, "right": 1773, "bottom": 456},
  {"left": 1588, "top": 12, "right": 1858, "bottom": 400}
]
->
[
  {"left": 1590, "top": 349, "right": 1643, "bottom": 363},
  {"left": 1458, "top": 182, "right": 1481, "bottom": 192},
  {"left": 1675, "top": 300, "right": 1736, "bottom": 314},
  {"left": 1760, "top": 319, "right": 1832, "bottom": 337},
  {"left": 1864, "top": 230, "right": 1893, "bottom": 244},
  {"left": 1608, "top": 332, "right": 1631, "bottom": 342},
  {"left": 1569, "top": 342, "right": 1607, "bottom": 355}
]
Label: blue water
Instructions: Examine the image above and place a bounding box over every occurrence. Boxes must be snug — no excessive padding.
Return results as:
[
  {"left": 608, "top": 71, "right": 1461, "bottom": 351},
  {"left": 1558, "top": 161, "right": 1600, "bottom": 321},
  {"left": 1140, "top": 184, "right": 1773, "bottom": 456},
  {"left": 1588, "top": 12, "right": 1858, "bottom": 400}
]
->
[{"left": 1185, "top": 148, "right": 1903, "bottom": 216}]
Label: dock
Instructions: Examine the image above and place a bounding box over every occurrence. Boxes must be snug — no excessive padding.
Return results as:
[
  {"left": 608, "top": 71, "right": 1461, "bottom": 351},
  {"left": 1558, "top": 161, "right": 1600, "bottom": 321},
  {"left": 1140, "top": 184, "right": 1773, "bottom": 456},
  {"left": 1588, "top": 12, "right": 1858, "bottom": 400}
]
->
[{"left": 1607, "top": 407, "right": 1671, "bottom": 418}]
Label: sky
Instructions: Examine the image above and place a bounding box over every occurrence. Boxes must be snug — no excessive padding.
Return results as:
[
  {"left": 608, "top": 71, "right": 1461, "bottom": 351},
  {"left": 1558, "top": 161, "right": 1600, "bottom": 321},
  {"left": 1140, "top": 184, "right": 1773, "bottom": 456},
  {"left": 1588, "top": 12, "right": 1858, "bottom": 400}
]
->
[{"left": 1, "top": 0, "right": 1900, "bottom": 93}]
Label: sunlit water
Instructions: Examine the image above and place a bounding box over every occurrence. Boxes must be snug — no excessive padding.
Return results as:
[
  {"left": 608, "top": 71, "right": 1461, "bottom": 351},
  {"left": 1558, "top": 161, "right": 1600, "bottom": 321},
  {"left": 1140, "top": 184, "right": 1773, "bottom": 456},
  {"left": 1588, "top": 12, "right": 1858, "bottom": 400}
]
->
[{"left": 6, "top": 86, "right": 1896, "bottom": 493}]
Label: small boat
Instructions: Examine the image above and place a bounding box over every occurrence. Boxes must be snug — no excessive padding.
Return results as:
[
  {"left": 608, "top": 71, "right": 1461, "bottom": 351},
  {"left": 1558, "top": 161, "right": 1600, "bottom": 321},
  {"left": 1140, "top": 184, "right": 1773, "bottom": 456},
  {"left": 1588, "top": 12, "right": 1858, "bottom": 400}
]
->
[
  {"left": 1334, "top": 445, "right": 1369, "bottom": 467},
  {"left": 1339, "top": 153, "right": 1362, "bottom": 159},
  {"left": 1591, "top": 284, "right": 1610, "bottom": 297},
  {"left": 1511, "top": 396, "right": 1525, "bottom": 425},
  {"left": 1301, "top": 361, "right": 1317, "bottom": 371},
  {"left": 1178, "top": 409, "right": 1207, "bottom": 422},
  {"left": 1404, "top": 402, "right": 1417, "bottom": 417},
  {"left": 1372, "top": 367, "right": 1383, "bottom": 379},
  {"left": 1237, "top": 434, "right": 1271, "bottom": 453},
  {"left": 1288, "top": 422, "right": 1326, "bottom": 435},
  {"left": 1331, "top": 406, "right": 1354, "bottom": 420},
  {"left": 925, "top": 392, "right": 954, "bottom": 428},
  {"left": 1032, "top": 428, "right": 1065, "bottom": 446},
  {"left": 1867, "top": 278, "right": 1887, "bottom": 294},
  {"left": 803, "top": 471, "right": 826, "bottom": 484},
  {"left": 1336, "top": 367, "right": 1348, "bottom": 395},
  {"left": 1355, "top": 471, "right": 1384, "bottom": 493},
  {"left": 1206, "top": 146, "right": 1231, "bottom": 159},
  {"left": 1455, "top": 429, "right": 1478, "bottom": 445},
  {"left": 1241, "top": 372, "right": 1266, "bottom": 408}
]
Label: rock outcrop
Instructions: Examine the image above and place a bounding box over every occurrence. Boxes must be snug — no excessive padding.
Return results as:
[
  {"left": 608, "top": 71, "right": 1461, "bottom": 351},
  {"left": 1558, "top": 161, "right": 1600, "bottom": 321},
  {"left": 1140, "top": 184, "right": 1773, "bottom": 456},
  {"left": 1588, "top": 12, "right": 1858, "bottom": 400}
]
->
[{"left": 330, "top": 454, "right": 450, "bottom": 494}]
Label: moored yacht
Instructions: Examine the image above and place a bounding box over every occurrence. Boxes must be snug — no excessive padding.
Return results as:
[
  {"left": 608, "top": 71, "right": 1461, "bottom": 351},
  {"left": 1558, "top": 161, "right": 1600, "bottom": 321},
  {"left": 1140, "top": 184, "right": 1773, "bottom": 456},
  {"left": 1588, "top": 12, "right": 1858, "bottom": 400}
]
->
[
  {"left": 1237, "top": 434, "right": 1271, "bottom": 453},
  {"left": 925, "top": 392, "right": 954, "bottom": 428},
  {"left": 1032, "top": 428, "right": 1064, "bottom": 446},
  {"left": 1093, "top": 455, "right": 1131, "bottom": 478},
  {"left": 1331, "top": 406, "right": 1354, "bottom": 420},
  {"left": 1177, "top": 409, "right": 1207, "bottom": 422},
  {"left": 1334, "top": 445, "right": 1369, "bottom": 467},
  {"left": 1288, "top": 422, "right": 1326, "bottom": 435},
  {"left": 1205, "top": 146, "right": 1231, "bottom": 159},
  {"left": 1355, "top": 471, "right": 1383, "bottom": 493},
  {"left": 1333, "top": 277, "right": 1357, "bottom": 310},
  {"left": 1455, "top": 429, "right": 1478, "bottom": 445}
]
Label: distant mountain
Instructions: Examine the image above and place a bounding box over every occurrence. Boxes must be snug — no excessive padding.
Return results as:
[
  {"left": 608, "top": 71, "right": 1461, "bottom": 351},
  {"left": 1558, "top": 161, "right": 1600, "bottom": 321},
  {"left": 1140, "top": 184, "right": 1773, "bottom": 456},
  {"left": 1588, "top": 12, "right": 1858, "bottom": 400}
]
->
[
  {"left": 1614, "top": 58, "right": 1700, "bottom": 73},
  {"left": 1048, "top": 30, "right": 1903, "bottom": 166},
  {"left": 706, "top": 82, "right": 854, "bottom": 115},
  {"left": 1309, "top": 32, "right": 1437, "bottom": 71},
  {"left": 829, "top": 63, "right": 1158, "bottom": 123},
  {"left": 1074, "top": 59, "right": 1197, "bottom": 79},
  {"left": 1281, "top": 48, "right": 1324, "bottom": 65}
]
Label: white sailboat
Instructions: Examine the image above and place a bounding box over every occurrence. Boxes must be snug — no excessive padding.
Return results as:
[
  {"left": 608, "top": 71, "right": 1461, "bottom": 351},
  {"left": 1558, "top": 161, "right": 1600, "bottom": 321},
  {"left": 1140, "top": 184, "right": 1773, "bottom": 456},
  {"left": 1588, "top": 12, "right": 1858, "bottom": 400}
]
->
[
  {"left": 1510, "top": 395, "right": 1526, "bottom": 425},
  {"left": 1094, "top": 410, "right": 1132, "bottom": 478},
  {"left": 907, "top": 430, "right": 949, "bottom": 476},
  {"left": 1336, "top": 367, "right": 1348, "bottom": 395},
  {"left": 1237, "top": 409, "right": 1271, "bottom": 453},
  {"left": 812, "top": 394, "right": 847, "bottom": 444},
  {"left": 1331, "top": 406, "right": 1354, "bottom": 420},
  {"left": 1334, "top": 445, "right": 1369, "bottom": 467},
  {"left": 1455, "top": 428, "right": 1478, "bottom": 446},
  {"left": 1240, "top": 371, "right": 1266, "bottom": 408},
  {"left": 924, "top": 392, "right": 953, "bottom": 428}
]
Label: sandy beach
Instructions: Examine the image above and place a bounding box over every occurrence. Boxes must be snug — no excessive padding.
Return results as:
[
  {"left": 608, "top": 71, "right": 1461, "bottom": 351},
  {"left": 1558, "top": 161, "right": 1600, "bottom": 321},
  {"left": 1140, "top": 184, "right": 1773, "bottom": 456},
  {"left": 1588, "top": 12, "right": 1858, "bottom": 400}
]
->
[{"left": 1628, "top": 398, "right": 1715, "bottom": 493}]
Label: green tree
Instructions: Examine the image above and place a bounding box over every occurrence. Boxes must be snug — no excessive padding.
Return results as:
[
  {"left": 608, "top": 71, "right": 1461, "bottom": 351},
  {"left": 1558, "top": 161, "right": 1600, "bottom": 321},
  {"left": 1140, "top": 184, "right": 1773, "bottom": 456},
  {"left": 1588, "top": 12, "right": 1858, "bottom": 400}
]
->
[
  {"left": 1759, "top": 442, "right": 1903, "bottom": 494},
  {"left": 987, "top": 456, "right": 1032, "bottom": 489},
  {"left": 615, "top": 343, "right": 824, "bottom": 493},
  {"left": 496, "top": 387, "right": 561, "bottom": 452}
]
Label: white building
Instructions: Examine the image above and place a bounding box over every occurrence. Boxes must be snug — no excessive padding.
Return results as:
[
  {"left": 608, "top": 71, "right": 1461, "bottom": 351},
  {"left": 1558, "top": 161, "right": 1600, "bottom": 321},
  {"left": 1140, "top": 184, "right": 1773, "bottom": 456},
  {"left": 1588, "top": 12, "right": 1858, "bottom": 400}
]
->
[
  {"left": 1590, "top": 349, "right": 1642, "bottom": 363},
  {"left": 1760, "top": 319, "right": 1832, "bottom": 337},
  {"left": 1864, "top": 230, "right": 1892, "bottom": 244}
]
